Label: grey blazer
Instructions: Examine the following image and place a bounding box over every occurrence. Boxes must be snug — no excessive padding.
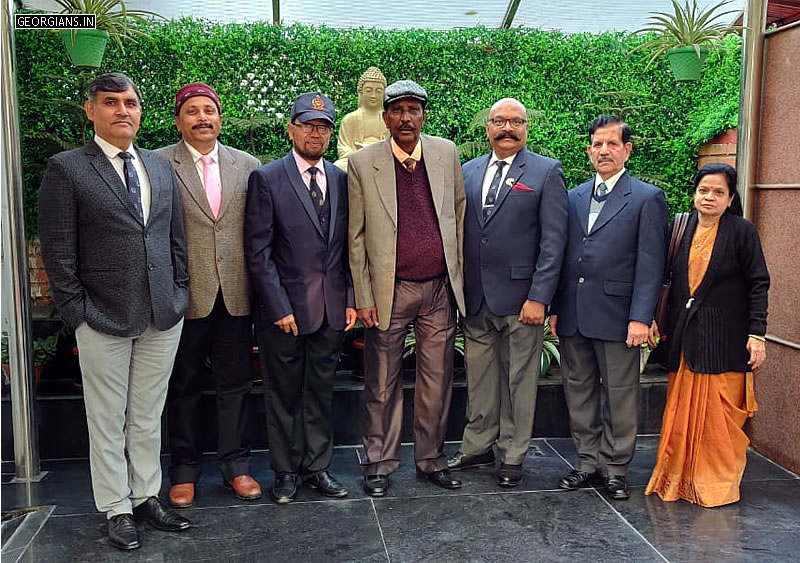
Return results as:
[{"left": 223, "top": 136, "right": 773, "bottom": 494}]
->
[
  {"left": 157, "top": 141, "right": 259, "bottom": 319},
  {"left": 38, "top": 139, "right": 189, "bottom": 337}
]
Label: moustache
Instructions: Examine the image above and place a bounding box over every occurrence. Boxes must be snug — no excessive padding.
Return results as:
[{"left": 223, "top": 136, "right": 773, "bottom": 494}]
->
[
  {"left": 192, "top": 123, "right": 213, "bottom": 130},
  {"left": 494, "top": 132, "right": 520, "bottom": 141}
]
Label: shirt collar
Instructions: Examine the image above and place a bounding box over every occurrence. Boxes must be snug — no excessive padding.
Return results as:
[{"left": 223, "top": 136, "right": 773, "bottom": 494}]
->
[
  {"left": 595, "top": 167, "right": 626, "bottom": 193},
  {"left": 292, "top": 149, "right": 325, "bottom": 176},
  {"left": 390, "top": 137, "right": 422, "bottom": 164},
  {"left": 184, "top": 140, "right": 219, "bottom": 164},
  {"left": 94, "top": 134, "right": 135, "bottom": 160},
  {"left": 488, "top": 150, "right": 518, "bottom": 170}
]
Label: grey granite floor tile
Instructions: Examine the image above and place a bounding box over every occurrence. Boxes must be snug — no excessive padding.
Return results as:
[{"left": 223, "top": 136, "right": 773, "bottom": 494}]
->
[
  {"left": 374, "top": 488, "right": 664, "bottom": 562},
  {"left": 547, "top": 436, "right": 798, "bottom": 490},
  {"left": 611, "top": 479, "right": 800, "bottom": 563},
  {"left": 23, "top": 500, "right": 386, "bottom": 562},
  {"left": 354, "top": 441, "right": 573, "bottom": 498}
]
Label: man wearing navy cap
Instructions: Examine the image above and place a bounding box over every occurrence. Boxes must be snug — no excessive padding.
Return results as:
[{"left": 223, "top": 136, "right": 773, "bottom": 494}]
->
[
  {"left": 245, "top": 92, "right": 356, "bottom": 504},
  {"left": 158, "top": 83, "right": 262, "bottom": 508},
  {"left": 348, "top": 80, "right": 466, "bottom": 496}
]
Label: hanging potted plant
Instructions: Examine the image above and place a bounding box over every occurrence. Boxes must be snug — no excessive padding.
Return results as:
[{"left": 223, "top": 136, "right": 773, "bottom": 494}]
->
[
  {"left": 632, "top": 0, "right": 741, "bottom": 82},
  {"left": 52, "top": 0, "right": 161, "bottom": 69}
]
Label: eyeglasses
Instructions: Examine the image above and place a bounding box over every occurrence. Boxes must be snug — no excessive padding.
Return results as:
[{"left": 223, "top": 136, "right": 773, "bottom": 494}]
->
[
  {"left": 488, "top": 117, "right": 527, "bottom": 128},
  {"left": 292, "top": 122, "right": 332, "bottom": 135}
]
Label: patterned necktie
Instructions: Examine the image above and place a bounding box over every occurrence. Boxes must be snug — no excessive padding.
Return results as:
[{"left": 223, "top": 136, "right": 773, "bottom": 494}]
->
[
  {"left": 483, "top": 160, "right": 507, "bottom": 221},
  {"left": 117, "top": 151, "right": 143, "bottom": 220},
  {"left": 200, "top": 155, "right": 221, "bottom": 217},
  {"left": 308, "top": 166, "right": 324, "bottom": 207},
  {"left": 594, "top": 182, "right": 608, "bottom": 202},
  {"left": 403, "top": 157, "right": 417, "bottom": 172}
]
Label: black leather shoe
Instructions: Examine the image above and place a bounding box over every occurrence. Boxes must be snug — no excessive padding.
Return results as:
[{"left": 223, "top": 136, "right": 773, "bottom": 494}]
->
[
  {"left": 305, "top": 470, "right": 348, "bottom": 498},
  {"left": 559, "top": 469, "right": 593, "bottom": 490},
  {"left": 132, "top": 497, "right": 191, "bottom": 532},
  {"left": 364, "top": 474, "right": 389, "bottom": 497},
  {"left": 605, "top": 475, "right": 630, "bottom": 500},
  {"left": 497, "top": 463, "right": 523, "bottom": 488},
  {"left": 107, "top": 514, "right": 140, "bottom": 550},
  {"left": 447, "top": 450, "right": 495, "bottom": 471},
  {"left": 272, "top": 473, "right": 298, "bottom": 504},
  {"left": 416, "top": 468, "right": 462, "bottom": 489}
]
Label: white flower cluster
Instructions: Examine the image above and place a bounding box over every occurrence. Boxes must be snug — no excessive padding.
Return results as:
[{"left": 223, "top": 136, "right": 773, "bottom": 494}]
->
[{"left": 238, "top": 54, "right": 316, "bottom": 121}]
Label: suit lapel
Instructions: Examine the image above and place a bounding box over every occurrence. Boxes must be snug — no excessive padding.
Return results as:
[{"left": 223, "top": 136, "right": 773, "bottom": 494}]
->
[
  {"left": 467, "top": 154, "right": 490, "bottom": 227},
  {"left": 574, "top": 180, "right": 593, "bottom": 236},
  {"left": 85, "top": 140, "right": 143, "bottom": 225},
  {"left": 137, "top": 147, "right": 160, "bottom": 221},
  {"left": 216, "top": 144, "right": 237, "bottom": 220},
  {"left": 282, "top": 153, "right": 324, "bottom": 238},
  {"left": 323, "top": 160, "right": 338, "bottom": 242},
  {"left": 372, "top": 139, "right": 397, "bottom": 227},
  {"left": 485, "top": 150, "right": 527, "bottom": 226},
  {"left": 421, "top": 136, "right": 445, "bottom": 218},
  {"left": 173, "top": 141, "right": 214, "bottom": 220},
  {"left": 590, "top": 172, "right": 631, "bottom": 233}
]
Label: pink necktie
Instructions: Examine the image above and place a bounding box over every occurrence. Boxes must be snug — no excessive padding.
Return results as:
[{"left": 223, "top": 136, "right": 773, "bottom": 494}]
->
[{"left": 200, "top": 155, "right": 221, "bottom": 218}]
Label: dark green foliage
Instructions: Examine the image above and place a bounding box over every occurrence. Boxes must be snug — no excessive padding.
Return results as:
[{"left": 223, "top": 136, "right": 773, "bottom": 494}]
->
[{"left": 15, "top": 21, "right": 741, "bottom": 237}]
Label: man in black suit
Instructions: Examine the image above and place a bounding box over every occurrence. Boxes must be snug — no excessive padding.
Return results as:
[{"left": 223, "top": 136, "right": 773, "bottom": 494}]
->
[
  {"left": 550, "top": 115, "right": 668, "bottom": 500},
  {"left": 245, "top": 93, "right": 356, "bottom": 504},
  {"left": 448, "top": 98, "right": 567, "bottom": 486},
  {"left": 38, "top": 73, "right": 191, "bottom": 550}
]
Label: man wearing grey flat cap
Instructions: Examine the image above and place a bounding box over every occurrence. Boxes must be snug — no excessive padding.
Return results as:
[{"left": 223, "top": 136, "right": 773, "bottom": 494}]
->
[
  {"left": 348, "top": 80, "right": 467, "bottom": 496},
  {"left": 246, "top": 92, "right": 356, "bottom": 504}
]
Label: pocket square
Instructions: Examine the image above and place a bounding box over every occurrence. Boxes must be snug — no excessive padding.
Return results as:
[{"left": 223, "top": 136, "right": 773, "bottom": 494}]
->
[{"left": 511, "top": 183, "right": 534, "bottom": 192}]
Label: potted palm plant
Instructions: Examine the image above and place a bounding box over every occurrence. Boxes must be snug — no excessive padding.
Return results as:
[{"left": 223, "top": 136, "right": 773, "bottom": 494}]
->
[
  {"left": 1, "top": 332, "right": 58, "bottom": 385},
  {"left": 632, "top": 0, "right": 741, "bottom": 82},
  {"left": 52, "top": 0, "right": 162, "bottom": 69}
]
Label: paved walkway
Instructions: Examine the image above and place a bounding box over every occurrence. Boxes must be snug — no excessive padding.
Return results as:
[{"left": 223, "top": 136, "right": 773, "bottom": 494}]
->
[{"left": 2, "top": 436, "right": 799, "bottom": 562}]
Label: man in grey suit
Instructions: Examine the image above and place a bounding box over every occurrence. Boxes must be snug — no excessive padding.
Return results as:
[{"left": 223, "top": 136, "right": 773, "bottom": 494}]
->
[
  {"left": 448, "top": 98, "right": 567, "bottom": 487},
  {"left": 158, "top": 83, "right": 262, "bottom": 509},
  {"left": 38, "top": 73, "right": 191, "bottom": 550},
  {"left": 550, "top": 115, "right": 668, "bottom": 500},
  {"left": 348, "top": 80, "right": 466, "bottom": 496}
]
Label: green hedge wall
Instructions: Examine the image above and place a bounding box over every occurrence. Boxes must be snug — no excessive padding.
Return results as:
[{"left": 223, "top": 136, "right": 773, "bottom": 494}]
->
[{"left": 15, "top": 21, "right": 741, "bottom": 237}]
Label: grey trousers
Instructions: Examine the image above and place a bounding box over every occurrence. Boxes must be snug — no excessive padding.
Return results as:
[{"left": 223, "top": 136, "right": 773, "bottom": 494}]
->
[
  {"left": 460, "top": 302, "right": 544, "bottom": 465},
  {"left": 76, "top": 320, "right": 183, "bottom": 518},
  {"left": 560, "top": 333, "right": 640, "bottom": 477}
]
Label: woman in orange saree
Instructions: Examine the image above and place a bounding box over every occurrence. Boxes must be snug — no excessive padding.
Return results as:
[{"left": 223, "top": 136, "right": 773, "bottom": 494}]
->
[{"left": 646, "top": 164, "right": 769, "bottom": 507}]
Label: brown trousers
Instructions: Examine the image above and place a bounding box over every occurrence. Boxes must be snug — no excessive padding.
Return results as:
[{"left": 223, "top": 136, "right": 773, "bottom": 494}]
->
[{"left": 362, "top": 277, "right": 455, "bottom": 475}]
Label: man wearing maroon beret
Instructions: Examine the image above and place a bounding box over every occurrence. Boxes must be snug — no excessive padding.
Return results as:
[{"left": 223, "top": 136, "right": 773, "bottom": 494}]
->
[{"left": 157, "top": 83, "right": 262, "bottom": 507}]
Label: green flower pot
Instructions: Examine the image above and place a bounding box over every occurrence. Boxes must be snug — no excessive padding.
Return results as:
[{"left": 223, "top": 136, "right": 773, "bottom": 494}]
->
[
  {"left": 60, "top": 29, "right": 110, "bottom": 70},
  {"left": 666, "top": 45, "right": 710, "bottom": 82}
]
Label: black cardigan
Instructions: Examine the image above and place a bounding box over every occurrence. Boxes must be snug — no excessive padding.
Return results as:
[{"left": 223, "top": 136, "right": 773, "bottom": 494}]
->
[{"left": 664, "top": 211, "right": 770, "bottom": 374}]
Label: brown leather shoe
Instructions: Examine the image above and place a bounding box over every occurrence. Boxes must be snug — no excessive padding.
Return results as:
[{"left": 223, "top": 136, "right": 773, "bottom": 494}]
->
[
  {"left": 228, "top": 475, "right": 263, "bottom": 501},
  {"left": 168, "top": 483, "right": 195, "bottom": 508}
]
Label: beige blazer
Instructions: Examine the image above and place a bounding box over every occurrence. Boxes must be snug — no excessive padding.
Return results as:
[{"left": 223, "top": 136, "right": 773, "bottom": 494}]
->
[
  {"left": 348, "top": 135, "right": 466, "bottom": 330},
  {"left": 157, "top": 141, "right": 260, "bottom": 319}
]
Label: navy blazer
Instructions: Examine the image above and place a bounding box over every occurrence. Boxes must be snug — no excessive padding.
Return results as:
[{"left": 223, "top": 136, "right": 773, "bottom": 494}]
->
[
  {"left": 462, "top": 149, "right": 568, "bottom": 316},
  {"left": 552, "top": 171, "right": 668, "bottom": 342},
  {"left": 38, "top": 140, "right": 189, "bottom": 337},
  {"left": 245, "top": 152, "right": 354, "bottom": 335}
]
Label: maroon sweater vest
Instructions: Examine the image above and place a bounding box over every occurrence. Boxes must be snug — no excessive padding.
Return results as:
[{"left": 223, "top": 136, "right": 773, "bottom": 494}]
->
[{"left": 394, "top": 156, "right": 447, "bottom": 281}]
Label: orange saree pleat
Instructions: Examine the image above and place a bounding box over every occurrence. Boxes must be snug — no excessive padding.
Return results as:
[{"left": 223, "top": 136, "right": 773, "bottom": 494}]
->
[{"left": 645, "top": 222, "right": 758, "bottom": 507}]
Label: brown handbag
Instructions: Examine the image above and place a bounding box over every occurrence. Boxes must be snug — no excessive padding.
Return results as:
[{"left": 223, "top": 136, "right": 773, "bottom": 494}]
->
[{"left": 654, "top": 212, "right": 690, "bottom": 330}]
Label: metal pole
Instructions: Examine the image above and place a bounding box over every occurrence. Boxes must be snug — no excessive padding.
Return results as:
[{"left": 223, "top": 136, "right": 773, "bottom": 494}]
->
[
  {"left": 272, "top": 0, "right": 280, "bottom": 26},
  {"left": 736, "top": 0, "right": 767, "bottom": 221},
  {"left": 1, "top": 0, "right": 41, "bottom": 481},
  {"left": 501, "top": 0, "right": 523, "bottom": 29}
]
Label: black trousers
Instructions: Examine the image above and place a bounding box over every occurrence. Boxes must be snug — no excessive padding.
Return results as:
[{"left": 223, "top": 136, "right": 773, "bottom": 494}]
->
[
  {"left": 167, "top": 291, "right": 253, "bottom": 484},
  {"left": 258, "top": 317, "right": 345, "bottom": 476}
]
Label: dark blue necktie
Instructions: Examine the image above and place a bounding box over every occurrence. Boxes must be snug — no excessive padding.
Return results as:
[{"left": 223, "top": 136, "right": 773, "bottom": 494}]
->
[
  {"left": 483, "top": 160, "right": 507, "bottom": 221},
  {"left": 593, "top": 182, "right": 608, "bottom": 203},
  {"left": 117, "top": 151, "right": 143, "bottom": 220}
]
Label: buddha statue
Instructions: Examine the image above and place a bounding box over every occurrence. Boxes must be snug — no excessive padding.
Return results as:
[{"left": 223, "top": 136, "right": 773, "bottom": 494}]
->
[{"left": 334, "top": 67, "right": 389, "bottom": 170}]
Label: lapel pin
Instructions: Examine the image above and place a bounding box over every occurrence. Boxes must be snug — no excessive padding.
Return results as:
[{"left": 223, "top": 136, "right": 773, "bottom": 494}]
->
[{"left": 506, "top": 178, "right": 515, "bottom": 186}]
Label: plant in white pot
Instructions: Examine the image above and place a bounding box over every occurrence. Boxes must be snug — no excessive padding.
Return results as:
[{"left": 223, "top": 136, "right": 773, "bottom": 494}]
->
[{"left": 632, "top": 0, "right": 741, "bottom": 82}]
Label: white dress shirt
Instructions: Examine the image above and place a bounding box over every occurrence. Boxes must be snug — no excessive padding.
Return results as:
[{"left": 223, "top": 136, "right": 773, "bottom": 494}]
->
[
  {"left": 184, "top": 140, "right": 221, "bottom": 192},
  {"left": 481, "top": 151, "right": 518, "bottom": 205},
  {"left": 587, "top": 167, "right": 626, "bottom": 232},
  {"left": 94, "top": 134, "right": 152, "bottom": 224}
]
